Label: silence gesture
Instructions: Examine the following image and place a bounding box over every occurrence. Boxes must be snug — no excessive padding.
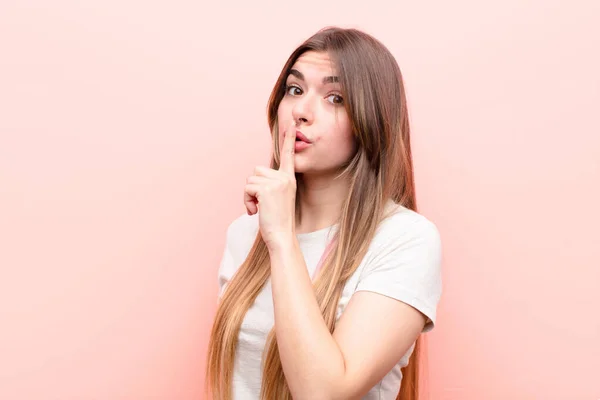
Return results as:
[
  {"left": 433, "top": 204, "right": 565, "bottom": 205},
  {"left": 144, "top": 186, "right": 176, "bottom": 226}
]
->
[{"left": 244, "top": 121, "right": 298, "bottom": 249}]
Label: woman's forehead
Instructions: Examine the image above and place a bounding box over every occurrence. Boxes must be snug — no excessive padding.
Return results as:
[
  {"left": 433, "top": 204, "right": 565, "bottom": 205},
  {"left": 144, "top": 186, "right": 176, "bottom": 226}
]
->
[{"left": 290, "top": 51, "right": 338, "bottom": 77}]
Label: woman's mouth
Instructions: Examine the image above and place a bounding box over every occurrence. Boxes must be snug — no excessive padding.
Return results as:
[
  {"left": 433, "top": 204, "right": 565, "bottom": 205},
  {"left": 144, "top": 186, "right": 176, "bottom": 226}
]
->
[
  {"left": 294, "top": 140, "right": 311, "bottom": 152},
  {"left": 295, "top": 131, "right": 312, "bottom": 144},
  {"left": 294, "top": 130, "right": 312, "bottom": 152}
]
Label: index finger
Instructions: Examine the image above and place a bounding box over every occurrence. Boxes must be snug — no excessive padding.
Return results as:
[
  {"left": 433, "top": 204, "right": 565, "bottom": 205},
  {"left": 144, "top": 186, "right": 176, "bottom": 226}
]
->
[{"left": 279, "top": 120, "right": 296, "bottom": 174}]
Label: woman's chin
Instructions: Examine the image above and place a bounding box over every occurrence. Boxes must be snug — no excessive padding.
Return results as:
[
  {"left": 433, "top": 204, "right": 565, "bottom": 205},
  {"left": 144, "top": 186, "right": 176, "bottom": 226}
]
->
[{"left": 293, "top": 157, "right": 316, "bottom": 174}]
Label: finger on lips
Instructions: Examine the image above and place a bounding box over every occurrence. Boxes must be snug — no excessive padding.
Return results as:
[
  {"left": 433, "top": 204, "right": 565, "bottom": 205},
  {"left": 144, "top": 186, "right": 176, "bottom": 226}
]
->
[
  {"left": 245, "top": 121, "right": 297, "bottom": 215},
  {"left": 279, "top": 121, "right": 297, "bottom": 173}
]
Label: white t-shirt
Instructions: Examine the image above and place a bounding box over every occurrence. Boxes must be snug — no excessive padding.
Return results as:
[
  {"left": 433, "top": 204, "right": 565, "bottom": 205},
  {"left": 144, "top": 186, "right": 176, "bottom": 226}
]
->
[{"left": 217, "top": 201, "right": 443, "bottom": 399}]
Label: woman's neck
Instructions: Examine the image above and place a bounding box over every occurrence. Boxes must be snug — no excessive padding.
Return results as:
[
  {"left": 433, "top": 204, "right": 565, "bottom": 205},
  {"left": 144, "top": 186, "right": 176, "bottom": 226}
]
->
[{"left": 295, "top": 172, "right": 350, "bottom": 234}]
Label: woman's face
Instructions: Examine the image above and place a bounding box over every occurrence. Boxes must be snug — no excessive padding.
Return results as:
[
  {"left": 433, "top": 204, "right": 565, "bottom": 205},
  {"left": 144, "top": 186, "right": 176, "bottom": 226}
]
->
[{"left": 277, "top": 51, "right": 356, "bottom": 176}]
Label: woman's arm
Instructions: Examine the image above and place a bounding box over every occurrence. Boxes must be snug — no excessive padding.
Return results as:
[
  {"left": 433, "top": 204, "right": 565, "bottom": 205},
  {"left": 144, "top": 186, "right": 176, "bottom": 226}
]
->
[{"left": 268, "top": 235, "right": 427, "bottom": 400}]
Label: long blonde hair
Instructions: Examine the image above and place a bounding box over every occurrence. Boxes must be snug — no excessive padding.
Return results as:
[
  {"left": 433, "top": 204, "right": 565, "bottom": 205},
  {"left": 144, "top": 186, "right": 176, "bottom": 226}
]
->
[{"left": 206, "top": 27, "right": 421, "bottom": 400}]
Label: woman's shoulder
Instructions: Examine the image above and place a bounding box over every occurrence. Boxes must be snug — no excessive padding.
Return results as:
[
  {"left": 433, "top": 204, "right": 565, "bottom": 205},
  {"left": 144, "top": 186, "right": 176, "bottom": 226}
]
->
[
  {"left": 356, "top": 201, "right": 443, "bottom": 333},
  {"left": 223, "top": 212, "right": 260, "bottom": 259},
  {"left": 226, "top": 212, "right": 259, "bottom": 237},
  {"left": 373, "top": 201, "right": 441, "bottom": 248}
]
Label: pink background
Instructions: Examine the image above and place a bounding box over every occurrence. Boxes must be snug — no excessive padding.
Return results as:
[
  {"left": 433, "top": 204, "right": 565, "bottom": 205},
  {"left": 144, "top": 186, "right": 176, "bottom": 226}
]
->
[{"left": 1, "top": 1, "right": 599, "bottom": 399}]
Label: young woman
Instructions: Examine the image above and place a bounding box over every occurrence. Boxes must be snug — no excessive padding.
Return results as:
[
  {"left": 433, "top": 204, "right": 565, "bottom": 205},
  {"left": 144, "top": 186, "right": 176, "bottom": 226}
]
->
[{"left": 206, "top": 27, "right": 443, "bottom": 400}]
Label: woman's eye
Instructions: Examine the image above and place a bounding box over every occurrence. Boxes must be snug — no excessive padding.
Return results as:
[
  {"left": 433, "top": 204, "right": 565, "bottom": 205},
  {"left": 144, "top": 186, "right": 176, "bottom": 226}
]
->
[
  {"left": 286, "top": 85, "right": 302, "bottom": 96},
  {"left": 327, "top": 94, "right": 344, "bottom": 105}
]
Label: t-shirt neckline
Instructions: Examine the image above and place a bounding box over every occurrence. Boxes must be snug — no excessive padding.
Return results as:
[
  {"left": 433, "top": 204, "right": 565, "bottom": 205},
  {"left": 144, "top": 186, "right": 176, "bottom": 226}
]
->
[{"left": 296, "top": 223, "right": 338, "bottom": 244}]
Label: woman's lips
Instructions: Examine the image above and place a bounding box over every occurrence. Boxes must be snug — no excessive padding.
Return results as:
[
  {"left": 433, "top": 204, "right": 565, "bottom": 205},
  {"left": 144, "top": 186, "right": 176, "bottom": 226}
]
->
[
  {"left": 295, "top": 130, "right": 312, "bottom": 143},
  {"left": 294, "top": 140, "right": 311, "bottom": 151},
  {"left": 293, "top": 130, "right": 312, "bottom": 152}
]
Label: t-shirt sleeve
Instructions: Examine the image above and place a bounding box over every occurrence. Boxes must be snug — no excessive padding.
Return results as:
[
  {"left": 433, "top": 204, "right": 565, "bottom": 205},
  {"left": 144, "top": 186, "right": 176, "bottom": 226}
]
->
[
  {"left": 355, "top": 217, "right": 443, "bottom": 332},
  {"left": 216, "top": 214, "right": 259, "bottom": 302},
  {"left": 217, "top": 222, "right": 235, "bottom": 302}
]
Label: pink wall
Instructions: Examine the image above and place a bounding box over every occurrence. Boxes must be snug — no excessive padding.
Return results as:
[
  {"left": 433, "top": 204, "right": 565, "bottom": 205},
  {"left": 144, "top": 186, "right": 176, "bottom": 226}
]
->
[{"left": 1, "top": 1, "right": 598, "bottom": 399}]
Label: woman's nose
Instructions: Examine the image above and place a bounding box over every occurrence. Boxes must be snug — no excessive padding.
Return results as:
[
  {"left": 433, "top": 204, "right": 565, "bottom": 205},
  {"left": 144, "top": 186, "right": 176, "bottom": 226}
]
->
[{"left": 291, "top": 95, "right": 314, "bottom": 125}]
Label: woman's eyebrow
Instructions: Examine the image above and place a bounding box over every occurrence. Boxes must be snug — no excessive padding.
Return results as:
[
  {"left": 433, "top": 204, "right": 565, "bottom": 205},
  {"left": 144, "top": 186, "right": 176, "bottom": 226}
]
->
[{"left": 289, "top": 68, "right": 339, "bottom": 84}]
